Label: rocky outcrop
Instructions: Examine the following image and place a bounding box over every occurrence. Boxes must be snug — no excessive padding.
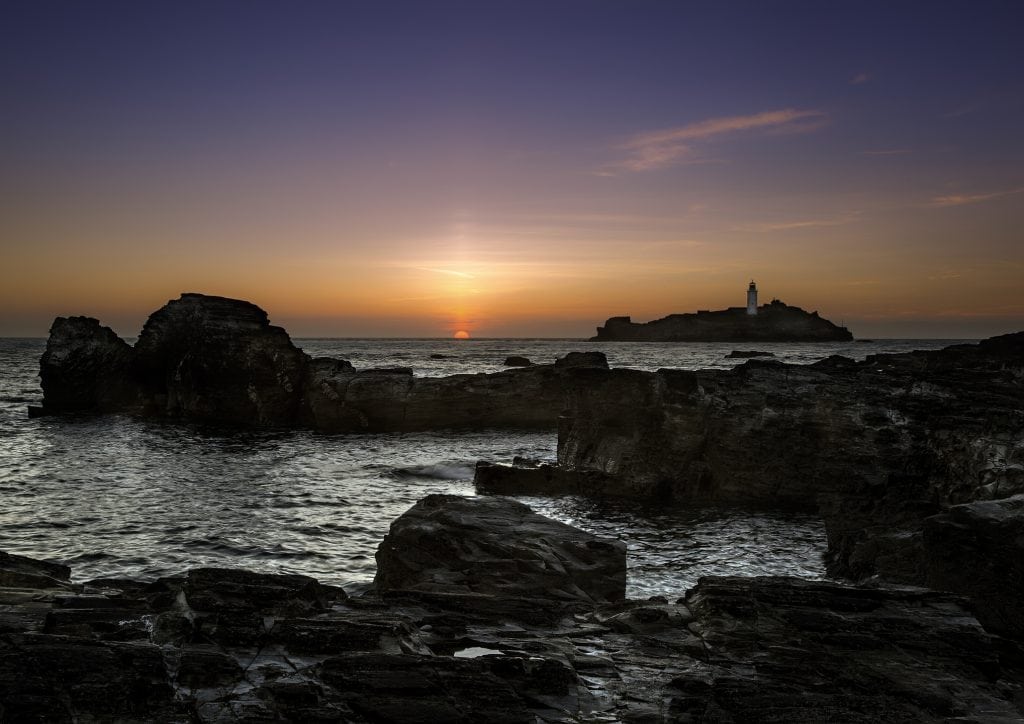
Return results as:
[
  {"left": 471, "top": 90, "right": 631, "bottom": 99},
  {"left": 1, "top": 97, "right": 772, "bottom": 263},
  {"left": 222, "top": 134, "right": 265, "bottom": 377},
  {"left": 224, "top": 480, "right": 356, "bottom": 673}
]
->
[
  {"left": 2, "top": 546, "right": 1021, "bottom": 722},
  {"left": 472, "top": 333, "right": 1024, "bottom": 634},
  {"left": 593, "top": 299, "right": 852, "bottom": 341},
  {"left": 676, "top": 576, "right": 1021, "bottom": 722},
  {"left": 922, "top": 495, "right": 1024, "bottom": 639},
  {"left": 374, "top": 494, "right": 626, "bottom": 604},
  {"left": 39, "top": 316, "right": 140, "bottom": 413},
  {"left": 37, "top": 293, "right": 609, "bottom": 431},
  {"left": 132, "top": 293, "right": 309, "bottom": 425}
]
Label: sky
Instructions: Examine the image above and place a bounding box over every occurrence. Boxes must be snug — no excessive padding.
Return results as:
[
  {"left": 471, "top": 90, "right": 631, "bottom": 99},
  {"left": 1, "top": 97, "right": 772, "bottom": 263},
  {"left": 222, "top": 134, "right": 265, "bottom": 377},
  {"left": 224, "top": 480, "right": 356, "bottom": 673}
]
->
[{"left": 2, "top": 1, "right": 1022, "bottom": 338}]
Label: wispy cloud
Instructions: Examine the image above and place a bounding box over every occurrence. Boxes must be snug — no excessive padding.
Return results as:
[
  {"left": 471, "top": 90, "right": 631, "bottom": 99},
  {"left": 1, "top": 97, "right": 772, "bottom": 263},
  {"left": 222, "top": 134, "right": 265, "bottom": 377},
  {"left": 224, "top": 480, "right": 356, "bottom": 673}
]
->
[
  {"left": 860, "top": 148, "right": 911, "bottom": 156},
  {"left": 850, "top": 72, "right": 870, "bottom": 85},
  {"left": 930, "top": 186, "right": 1024, "bottom": 207},
  {"left": 611, "top": 108, "right": 828, "bottom": 172},
  {"left": 415, "top": 267, "right": 476, "bottom": 279},
  {"left": 734, "top": 213, "right": 859, "bottom": 233}
]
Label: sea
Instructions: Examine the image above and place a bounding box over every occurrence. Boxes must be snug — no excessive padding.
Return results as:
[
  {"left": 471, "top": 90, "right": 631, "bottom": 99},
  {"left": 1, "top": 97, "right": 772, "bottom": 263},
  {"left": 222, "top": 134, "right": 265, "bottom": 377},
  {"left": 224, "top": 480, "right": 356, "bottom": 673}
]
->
[{"left": 0, "top": 337, "right": 968, "bottom": 599}]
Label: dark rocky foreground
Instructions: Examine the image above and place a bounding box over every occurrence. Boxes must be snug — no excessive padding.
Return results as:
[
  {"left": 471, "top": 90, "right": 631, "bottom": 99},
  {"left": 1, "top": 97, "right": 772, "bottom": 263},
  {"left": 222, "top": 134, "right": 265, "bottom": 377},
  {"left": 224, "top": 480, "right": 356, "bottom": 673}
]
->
[
  {"left": 592, "top": 299, "right": 852, "bottom": 342},
  {"left": 3, "top": 495, "right": 1022, "bottom": 723},
  {"left": 36, "top": 294, "right": 608, "bottom": 430},
  {"left": 478, "top": 331, "right": 1024, "bottom": 643}
]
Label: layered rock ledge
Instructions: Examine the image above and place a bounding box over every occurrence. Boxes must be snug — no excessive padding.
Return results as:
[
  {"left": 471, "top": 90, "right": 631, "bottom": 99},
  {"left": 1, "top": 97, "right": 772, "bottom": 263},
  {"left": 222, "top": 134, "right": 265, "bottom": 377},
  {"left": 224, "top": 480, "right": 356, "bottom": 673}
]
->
[
  {"left": 36, "top": 293, "right": 609, "bottom": 430},
  {"left": 2, "top": 495, "right": 1022, "bottom": 722},
  {"left": 478, "top": 332, "right": 1024, "bottom": 639}
]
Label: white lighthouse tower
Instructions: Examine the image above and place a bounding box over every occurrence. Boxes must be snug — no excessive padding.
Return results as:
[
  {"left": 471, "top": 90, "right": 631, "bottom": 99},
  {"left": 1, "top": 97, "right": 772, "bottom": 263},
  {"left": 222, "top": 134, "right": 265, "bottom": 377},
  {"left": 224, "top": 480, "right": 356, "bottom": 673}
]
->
[{"left": 746, "top": 280, "right": 758, "bottom": 315}]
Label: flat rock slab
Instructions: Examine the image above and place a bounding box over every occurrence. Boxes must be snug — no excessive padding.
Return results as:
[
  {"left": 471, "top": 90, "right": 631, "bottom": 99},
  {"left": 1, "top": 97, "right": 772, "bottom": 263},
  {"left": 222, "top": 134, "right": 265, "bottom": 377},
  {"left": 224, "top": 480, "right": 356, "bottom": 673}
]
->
[{"left": 374, "top": 494, "right": 626, "bottom": 604}]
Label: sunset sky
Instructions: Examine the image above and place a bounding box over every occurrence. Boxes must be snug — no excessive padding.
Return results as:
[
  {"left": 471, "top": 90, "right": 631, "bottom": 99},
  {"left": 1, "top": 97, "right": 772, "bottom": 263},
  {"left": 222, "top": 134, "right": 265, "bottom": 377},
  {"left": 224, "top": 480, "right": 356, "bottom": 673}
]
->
[{"left": 2, "top": 1, "right": 1022, "bottom": 338}]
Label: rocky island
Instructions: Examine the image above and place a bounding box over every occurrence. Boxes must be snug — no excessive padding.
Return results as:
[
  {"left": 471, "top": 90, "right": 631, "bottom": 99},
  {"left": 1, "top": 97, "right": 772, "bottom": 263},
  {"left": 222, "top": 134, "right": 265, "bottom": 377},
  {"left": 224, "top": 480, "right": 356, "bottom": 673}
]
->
[{"left": 592, "top": 281, "right": 853, "bottom": 342}]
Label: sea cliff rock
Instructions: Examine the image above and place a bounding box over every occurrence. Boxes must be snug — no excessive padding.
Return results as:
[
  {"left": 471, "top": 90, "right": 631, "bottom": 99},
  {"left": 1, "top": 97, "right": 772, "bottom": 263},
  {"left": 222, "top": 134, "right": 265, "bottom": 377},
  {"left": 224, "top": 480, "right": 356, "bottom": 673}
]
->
[
  {"left": 593, "top": 299, "right": 852, "bottom": 342},
  {"left": 133, "top": 293, "right": 309, "bottom": 425},
  {"left": 39, "top": 316, "right": 140, "bottom": 413},
  {"left": 38, "top": 293, "right": 609, "bottom": 431},
  {"left": 374, "top": 494, "right": 626, "bottom": 604}
]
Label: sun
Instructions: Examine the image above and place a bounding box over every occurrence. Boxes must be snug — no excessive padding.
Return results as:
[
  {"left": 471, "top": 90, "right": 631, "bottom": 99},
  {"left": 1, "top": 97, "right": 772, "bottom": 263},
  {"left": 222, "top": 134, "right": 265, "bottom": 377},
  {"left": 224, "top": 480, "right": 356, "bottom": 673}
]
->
[{"left": 453, "top": 330, "right": 470, "bottom": 340}]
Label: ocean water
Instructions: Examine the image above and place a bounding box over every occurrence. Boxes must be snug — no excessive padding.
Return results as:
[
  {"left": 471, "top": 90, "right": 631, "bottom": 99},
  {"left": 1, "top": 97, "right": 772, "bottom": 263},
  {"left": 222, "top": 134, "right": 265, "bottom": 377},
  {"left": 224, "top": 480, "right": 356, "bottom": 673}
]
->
[{"left": 0, "top": 337, "right": 966, "bottom": 598}]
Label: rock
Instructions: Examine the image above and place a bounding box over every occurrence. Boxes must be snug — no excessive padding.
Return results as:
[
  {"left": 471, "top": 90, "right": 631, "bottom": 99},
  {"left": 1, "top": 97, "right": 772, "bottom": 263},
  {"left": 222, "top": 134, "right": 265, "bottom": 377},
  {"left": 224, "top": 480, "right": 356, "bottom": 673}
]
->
[
  {"left": 549, "top": 334, "right": 1024, "bottom": 558},
  {"left": 0, "top": 550, "right": 71, "bottom": 590},
  {"left": 374, "top": 494, "right": 626, "bottom": 604},
  {"left": 2, "top": 541, "right": 1023, "bottom": 721},
  {"left": 134, "top": 293, "right": 309, "bottom": 425},
  {"left": 38, "top": 316, "right": 140, "bottom": 414},
  {"left": 725, "top": 349, "right": 774, "bottom": 358},
  {"left": 0, "top": 633, "right": 187, "bottom": 722},
  {"left": 554, "top": 350, "right": 608, "bottom": 369},
  {"left": 923, "top": 495, "right": 1024, "bottom": 639},
  {"left": 319, "top": 653, "right": 535, "bottom": 723},
  {"left": 183, "top": 567, "right": 343, "bottom": 615},
  {"left": 39, "top": 293, "right": 612, "bottom": 431},
  {"left": 673, "top": 576, "right": 1020, "bottom": 722},
  {"left": 474, "top": 460, "right": 619, "bottom": 496},
  {"left": 503, "top": 355, "right": 532, "bottom": 367}
]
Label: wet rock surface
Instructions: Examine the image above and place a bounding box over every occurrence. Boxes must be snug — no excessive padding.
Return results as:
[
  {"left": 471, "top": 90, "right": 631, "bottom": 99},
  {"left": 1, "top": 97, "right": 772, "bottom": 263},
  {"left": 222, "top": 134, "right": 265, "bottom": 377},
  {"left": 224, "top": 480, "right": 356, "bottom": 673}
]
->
[
  {"left": 374, "top": 494, "right": 626, "bottom": 604},
  {"left": 2, "top": 549, "right": 1021, "bottom": 722}
]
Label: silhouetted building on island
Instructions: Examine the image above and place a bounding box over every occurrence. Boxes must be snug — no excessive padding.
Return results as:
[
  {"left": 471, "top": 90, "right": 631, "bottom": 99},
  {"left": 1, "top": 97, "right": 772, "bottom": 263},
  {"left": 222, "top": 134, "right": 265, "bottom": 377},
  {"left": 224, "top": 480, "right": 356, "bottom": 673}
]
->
[{"left": 591, "top": 281, "right": 852, "bottom": 342}]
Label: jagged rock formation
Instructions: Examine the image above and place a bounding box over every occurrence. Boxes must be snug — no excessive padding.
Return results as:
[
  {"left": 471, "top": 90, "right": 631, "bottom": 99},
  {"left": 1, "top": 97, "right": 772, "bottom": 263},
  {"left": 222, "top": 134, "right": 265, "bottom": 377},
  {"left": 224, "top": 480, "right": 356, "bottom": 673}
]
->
[
  {"left": 37, "top": 294, "right": 610, "bottom": 430},
  {"left": 593, "top": 299, "right": 852, "bottom": 341},
  {"left": 2, "top": 496, "right": 1022, "bottom": 722},
  {"left": 38, "top": 316, "right": 140, "bottom": 413},
  {"left": 374, "top": 494, "right": 626, "bottom": 604},
  {"left": 482, "top": 333, "right": 1024, "bottom": 638}
]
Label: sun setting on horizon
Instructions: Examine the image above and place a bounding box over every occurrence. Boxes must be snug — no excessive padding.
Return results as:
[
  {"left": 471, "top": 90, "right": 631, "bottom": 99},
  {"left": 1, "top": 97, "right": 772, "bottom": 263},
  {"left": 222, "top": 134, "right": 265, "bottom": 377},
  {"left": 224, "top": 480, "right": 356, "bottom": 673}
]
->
[{"left": 453, "top": 330, "right": 471, "bottom": 340}]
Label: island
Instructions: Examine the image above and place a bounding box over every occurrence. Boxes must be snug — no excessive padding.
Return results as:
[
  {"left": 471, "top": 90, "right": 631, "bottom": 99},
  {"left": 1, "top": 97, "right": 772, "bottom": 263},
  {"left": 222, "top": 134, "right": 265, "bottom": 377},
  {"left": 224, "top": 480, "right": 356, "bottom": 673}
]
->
[{"left": 591, "top": 281, "right": 853, "bottom": 342}]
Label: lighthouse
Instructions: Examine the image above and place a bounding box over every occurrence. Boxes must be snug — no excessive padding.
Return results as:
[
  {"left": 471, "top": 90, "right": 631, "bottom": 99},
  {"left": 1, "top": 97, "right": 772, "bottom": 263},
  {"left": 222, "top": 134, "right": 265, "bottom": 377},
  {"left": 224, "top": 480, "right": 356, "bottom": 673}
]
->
[{"left": 746, "top": 280, "right": 758, "bottom": 315}]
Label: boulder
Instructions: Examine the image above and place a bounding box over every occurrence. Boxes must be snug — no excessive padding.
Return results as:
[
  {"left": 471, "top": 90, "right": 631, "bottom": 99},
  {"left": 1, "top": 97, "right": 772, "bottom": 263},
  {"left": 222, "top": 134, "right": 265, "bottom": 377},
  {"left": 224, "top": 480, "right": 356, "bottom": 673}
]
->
[
  {"left": 725, "top": 349, "right": 774, "bottom": 358},
  {"left": 134, "top": 293, "right": 309, "bottom": 425},
  {"left": 38, "top": 316, "right": 140, "bottom": 413},
  {"left": 503, "top": 355, "right": 532, "bottom": 367},
  {"left": 373, "top": 494, "right": 626, "bottom": 604}
]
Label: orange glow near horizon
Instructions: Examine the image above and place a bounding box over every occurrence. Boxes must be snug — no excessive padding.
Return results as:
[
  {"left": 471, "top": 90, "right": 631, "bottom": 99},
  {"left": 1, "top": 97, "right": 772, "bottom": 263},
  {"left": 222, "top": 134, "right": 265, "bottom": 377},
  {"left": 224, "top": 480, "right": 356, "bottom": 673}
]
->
[{"left": 453, "top": 330, "right": 470, "bottom": 339}]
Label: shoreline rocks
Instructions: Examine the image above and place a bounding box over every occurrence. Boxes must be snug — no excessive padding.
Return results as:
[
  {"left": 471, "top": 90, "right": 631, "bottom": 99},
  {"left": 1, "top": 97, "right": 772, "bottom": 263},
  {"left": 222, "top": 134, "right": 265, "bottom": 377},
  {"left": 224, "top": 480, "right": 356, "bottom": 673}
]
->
[
  {"left": 37, "top": 294, "right": 610, "bottom": 431},
  {"left": 2, "top": 494, "right": 1022, "bottom": 722}
]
